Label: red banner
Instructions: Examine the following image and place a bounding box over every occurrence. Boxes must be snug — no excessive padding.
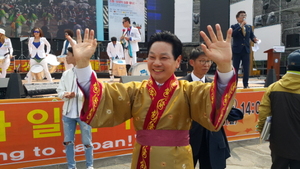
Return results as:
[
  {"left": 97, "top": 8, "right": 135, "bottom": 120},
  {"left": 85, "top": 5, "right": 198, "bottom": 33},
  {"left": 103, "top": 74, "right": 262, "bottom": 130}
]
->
[
  {"left": 0, "top": 98, "right": 135, "bottom": 169},
  {"left": 0, "top": 88, "right": 266, "bottom": 168}
]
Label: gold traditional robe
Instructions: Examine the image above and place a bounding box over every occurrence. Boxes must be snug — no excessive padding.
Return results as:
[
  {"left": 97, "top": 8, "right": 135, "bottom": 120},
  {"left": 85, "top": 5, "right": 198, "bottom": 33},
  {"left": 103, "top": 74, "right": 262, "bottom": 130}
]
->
[{"left": 81, "top": 74, "right": 236, "bottom": 169}]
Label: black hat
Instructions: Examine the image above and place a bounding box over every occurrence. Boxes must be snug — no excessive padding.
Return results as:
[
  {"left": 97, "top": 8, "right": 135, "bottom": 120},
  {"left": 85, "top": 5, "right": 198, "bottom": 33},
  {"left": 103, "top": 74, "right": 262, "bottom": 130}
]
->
[{"left": 287, "top": 49, "right": 300, "bottom": 71}]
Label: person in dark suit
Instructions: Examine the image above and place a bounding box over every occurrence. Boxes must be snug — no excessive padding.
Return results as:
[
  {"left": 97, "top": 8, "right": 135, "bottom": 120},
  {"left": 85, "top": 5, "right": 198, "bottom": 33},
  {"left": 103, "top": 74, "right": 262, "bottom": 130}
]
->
[
  {"left": 180, "top": 48, "right": 243, "bottom": 169},
  {"left": 231, "top": 10, "right": 259, "bottom": 89}
]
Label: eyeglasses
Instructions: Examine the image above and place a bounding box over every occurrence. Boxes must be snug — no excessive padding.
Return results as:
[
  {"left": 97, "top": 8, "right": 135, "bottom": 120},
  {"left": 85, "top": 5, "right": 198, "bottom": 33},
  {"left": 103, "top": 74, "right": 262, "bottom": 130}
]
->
[
  {"left": 33, "top": 31, "right": 40, "bottom": 33},
  {"left": 65, "top": 33, "right": 69, "bottom": 35},
  {"left": 239, "top": 14, "right": 247, "bottom": 17},
  {"left": 198, "top": 60, "right": 213, "bottom": 65}
]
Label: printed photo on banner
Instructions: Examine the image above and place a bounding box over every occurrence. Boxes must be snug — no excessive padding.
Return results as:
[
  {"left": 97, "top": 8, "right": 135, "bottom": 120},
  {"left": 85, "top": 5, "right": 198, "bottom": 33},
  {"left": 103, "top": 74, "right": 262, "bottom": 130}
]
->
[
  {"left": 108, "top": 0, "right": 145, "bottom": 42},
  {"left": 0, "top": 0, "right": 97, "bottom": 39}
]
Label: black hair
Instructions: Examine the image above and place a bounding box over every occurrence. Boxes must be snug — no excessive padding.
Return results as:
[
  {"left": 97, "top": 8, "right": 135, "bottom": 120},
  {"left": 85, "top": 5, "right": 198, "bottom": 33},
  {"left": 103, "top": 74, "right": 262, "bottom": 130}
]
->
[
  {"left": 67, "top": 47, "right": 73, "bottom": 54},
  {"left": 147, "top": 31, "right": 182, "bottom": 60},
  {"left": 236, "top": 10, "right": 246, "bottom": 18},
  {"left": 111, "top": 37, "right": 117, "bottom": 41},
  {"left": 123, "top": 17, "right": 131, "bottom": 24},
  {"left": 189, "top": 47, "right": 206, "bottom": 60},
  {"left": 64, "top": 29, "right": 74, "bottom": 38}
]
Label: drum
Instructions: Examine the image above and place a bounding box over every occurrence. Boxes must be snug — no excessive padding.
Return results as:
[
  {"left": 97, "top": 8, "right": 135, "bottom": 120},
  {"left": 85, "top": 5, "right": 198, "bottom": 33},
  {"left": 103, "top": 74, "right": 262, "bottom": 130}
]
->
[
  {"left": 112, "top": 59, "right": 127, "bottom": 77},
  {"left": 30, "top": 64, "right": 44, "bottom": 81},
  {"left": 0, "top": 56, "right": 5, "bottom": 65},
  {"left": 45, "top": 54, "right": 60, "bottom": 73},
  {"left": 45, "top": 54, "right": 60, "bottom": 66},
  {"left": 57, "top": 55, "right": 66, "bottom": 63},
  {"left": 128, "top": 62, "right": 149, "bottom": 76},
  {"left": 48, "top": 64, "right": 57, "bottom": 73}
]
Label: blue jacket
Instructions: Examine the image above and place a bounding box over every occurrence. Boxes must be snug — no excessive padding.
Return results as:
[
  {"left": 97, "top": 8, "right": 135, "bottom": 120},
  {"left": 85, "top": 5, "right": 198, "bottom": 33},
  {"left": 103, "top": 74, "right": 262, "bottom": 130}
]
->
[{"left": 231, "top": 23, "right": 256, "bottom": 54}]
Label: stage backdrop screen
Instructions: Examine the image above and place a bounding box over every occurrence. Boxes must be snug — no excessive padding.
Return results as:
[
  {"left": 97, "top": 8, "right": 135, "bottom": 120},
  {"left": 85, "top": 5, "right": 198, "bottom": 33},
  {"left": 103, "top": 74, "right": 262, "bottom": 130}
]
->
[
  {"left": 147, "top": 0, "right": 174, "bottom": 41},
  {"left": 200, "top": 0, "right": 230, "bottom": 42}
]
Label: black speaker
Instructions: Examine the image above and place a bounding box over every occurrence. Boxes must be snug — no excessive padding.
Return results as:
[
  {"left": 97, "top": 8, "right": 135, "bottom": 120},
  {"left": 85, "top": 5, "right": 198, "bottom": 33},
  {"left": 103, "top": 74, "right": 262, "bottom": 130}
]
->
[
  {"left": 6, "top": 73, "right": 26, "bottom": 99},
  {"left": 0, "top": 78, "right": 9, "bottom": 99},
  {"left": 264, "top": 69, "right": 276, "bottom": 87},
  {"left": 286, "top": 34, "right": 300, "bottom": 47},
  {"left": 120, "top": 76, "right": 150, "bottom": 83}
]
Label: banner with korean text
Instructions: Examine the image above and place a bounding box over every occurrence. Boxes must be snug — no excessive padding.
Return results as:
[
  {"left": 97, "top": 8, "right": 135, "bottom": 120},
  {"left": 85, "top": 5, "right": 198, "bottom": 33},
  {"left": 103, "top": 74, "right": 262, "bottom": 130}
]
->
[
  {"left": 0, "top": 88, "right": 266, "bottom": 168},
  {"left": 0, "top": 98, "right": 135, "bottom": 169}
]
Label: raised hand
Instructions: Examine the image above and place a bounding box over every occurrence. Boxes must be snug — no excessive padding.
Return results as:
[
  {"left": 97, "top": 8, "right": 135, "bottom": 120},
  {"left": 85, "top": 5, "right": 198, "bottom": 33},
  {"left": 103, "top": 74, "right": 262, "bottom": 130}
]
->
[
  {"left": 200, "top": 24, "right": 232, "bottom": 73},
  {"left": 66, "top": 28, "right": 97, "bottom": 68}
]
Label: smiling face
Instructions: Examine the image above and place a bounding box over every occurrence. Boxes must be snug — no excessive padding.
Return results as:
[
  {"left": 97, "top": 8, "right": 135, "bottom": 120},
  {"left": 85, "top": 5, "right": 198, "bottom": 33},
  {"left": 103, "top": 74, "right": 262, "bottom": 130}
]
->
[{"left": 147, "top": 41, "right": 181, "bottom": 84}]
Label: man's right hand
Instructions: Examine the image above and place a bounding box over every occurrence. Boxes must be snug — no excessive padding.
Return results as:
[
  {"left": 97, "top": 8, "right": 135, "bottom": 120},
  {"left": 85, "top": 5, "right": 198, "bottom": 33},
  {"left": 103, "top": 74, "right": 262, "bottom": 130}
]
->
[
  {"left": 67, "top": 28, "right": 97, "bottom": 68},
  {"left": 64, "top": 92, "right": 75, "bottom": 99},
  {"left": 241, "top": 20, "right": 247, "bottom": 27},
  {"left": 200, "top": 24, "right": 233, "bottom": 73}
]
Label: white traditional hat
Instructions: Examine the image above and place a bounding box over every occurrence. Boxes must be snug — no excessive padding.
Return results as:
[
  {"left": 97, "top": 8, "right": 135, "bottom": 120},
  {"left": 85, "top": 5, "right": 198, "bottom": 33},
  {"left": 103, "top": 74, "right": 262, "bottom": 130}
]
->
[{"left": 0, "top": 28, "right": 5, "bottom": 35}]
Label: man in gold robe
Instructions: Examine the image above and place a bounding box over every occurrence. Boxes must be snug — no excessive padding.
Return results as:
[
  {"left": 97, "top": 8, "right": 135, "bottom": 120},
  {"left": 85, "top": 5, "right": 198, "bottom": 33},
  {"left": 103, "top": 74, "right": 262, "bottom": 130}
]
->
[{"left": 67, "top": 24, "right": 236, "bottom": 169}]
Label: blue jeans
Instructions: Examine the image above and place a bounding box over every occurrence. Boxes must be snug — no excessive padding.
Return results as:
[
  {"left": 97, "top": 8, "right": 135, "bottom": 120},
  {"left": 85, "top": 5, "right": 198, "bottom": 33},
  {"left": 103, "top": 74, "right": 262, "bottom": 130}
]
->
[{"left": 63, "top": 116, "right": 93, "bottom": 169}]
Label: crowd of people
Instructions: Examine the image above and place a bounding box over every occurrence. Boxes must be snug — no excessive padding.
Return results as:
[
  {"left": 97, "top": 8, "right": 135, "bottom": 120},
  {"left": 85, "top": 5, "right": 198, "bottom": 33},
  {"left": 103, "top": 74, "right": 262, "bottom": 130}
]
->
[{"left": 0, "top": 0, "right": 96, "bottom": 39}]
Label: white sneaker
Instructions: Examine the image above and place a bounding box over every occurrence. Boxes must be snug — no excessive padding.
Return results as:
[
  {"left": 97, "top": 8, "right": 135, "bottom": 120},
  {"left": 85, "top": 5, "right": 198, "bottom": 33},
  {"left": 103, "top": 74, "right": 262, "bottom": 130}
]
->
[{"left": 87, "top": 167, "right": 94, "bottom": 169}]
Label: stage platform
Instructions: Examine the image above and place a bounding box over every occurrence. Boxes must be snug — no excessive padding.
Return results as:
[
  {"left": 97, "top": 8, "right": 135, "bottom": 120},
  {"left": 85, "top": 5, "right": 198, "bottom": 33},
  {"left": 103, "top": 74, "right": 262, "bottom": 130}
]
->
[
  {"left": 17, "top": 73, "right": 267, "bottom": 86},
  {"left": 7, "top": 70, "right": 188, "bottom": 81},
  {"left": 20, "top": 73, "right": 266, "bottom": 91}
]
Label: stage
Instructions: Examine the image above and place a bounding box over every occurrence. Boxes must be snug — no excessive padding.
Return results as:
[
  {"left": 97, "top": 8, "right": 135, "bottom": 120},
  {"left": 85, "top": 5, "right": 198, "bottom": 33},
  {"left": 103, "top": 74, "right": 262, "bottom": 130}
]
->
[
  {"left": 19, "top": 74, "right": 266, "bottom": 98},
  {"left": 0, "top": 71, "right": 267, "bottom": 100}
]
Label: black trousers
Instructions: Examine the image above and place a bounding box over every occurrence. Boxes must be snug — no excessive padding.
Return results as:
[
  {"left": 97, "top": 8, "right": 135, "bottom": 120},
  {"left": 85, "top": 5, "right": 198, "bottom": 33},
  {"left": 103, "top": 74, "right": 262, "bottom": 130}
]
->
[
  {"left": 271, "top": 152, "right": 300, "bottom": 169},
  {"left": 232, "top": 49, "right": 250, "bottom": 88},
  {"left": 194, "top": 131, "right": 212, "bottom": 169}
]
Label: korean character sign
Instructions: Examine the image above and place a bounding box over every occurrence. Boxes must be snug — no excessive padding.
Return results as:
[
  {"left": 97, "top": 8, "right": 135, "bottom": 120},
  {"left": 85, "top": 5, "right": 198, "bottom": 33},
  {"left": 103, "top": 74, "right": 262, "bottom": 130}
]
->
[
  {"left": 27, "top": 108, "right": 61, "bottom": 139},
  {"left": 0, "top": 98, "right": 137, "bottom": 169},
  {"left": 0, "top": 100, "right": 65, "bottom": 166}
]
